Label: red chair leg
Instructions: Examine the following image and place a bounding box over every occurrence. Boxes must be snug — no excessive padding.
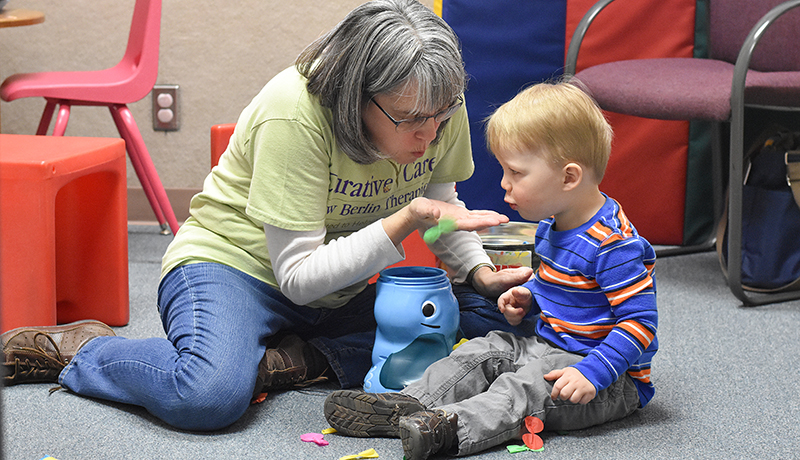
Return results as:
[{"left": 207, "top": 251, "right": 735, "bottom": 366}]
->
[
  {"left": 36, "top": 100, "right": 58, "bottom": 135},
  {"left": 51, "top": 103, "right": 71, "bottom": 136},
  {"left": 109, "top": 105, "right": 167, "bottom": 231},
  {"left": 109, "top": 105, "right": 169, "bottom": 232},
  {"left": 111, "top": 104, "right": 179, "bottom": 235}
]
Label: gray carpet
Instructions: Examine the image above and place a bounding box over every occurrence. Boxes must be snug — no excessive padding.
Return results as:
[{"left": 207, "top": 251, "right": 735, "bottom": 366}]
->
[{"left": 3, "top": 224, "right": 800, "bottom": 460}]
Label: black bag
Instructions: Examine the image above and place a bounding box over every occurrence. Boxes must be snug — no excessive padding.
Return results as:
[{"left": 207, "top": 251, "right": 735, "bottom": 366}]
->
[{"left": 716, "top": 125, "right": 800, "bottom": 292}]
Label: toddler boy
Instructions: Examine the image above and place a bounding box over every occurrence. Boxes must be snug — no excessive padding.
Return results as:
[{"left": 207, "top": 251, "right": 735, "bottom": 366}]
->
[{"left": 324, "top": 81, "right": 658, "bottom": 459}]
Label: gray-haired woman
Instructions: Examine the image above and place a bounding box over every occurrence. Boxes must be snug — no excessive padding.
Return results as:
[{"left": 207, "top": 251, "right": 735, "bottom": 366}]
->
[{"left": 1, "top": 0, "right": 534, "bottom": 431}]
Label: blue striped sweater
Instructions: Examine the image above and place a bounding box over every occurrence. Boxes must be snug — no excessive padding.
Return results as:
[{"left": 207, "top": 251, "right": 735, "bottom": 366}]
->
[{"left": 522, "top": 195, "right": 658, "bottom": 407}]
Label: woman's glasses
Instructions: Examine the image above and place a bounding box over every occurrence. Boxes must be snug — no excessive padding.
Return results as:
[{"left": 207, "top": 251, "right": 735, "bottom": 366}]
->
[{"left": 371, "top": 96, "right": 463, "bottom": 132}]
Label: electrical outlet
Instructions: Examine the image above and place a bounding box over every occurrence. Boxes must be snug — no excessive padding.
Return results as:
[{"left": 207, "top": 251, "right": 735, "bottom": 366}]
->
[{"left": 152, "top": 84, "right": 179, "bottom": 131}]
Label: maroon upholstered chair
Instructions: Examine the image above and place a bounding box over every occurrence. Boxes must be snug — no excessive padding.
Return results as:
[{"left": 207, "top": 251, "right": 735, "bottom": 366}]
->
[{"left": 565, "top": 0, "right": 800, "bottom": 306}]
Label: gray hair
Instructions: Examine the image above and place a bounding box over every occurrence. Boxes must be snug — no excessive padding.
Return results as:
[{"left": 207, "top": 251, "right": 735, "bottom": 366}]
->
[{"left": 296, "top": 0, "right": 467, "bottom": 164}]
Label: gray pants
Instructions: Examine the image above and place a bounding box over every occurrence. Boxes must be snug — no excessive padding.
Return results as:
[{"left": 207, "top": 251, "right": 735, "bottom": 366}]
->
[{"left": 401, "top": 331, "right": 641, "bottom": 456}]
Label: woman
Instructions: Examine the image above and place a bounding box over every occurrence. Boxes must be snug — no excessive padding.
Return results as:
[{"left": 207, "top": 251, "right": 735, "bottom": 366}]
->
[{"left": 1, "top": 0, "right": 534, "bottom": 431}]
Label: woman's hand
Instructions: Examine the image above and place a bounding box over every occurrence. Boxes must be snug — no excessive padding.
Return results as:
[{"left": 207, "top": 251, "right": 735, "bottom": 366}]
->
[
  {"left": 428, "top": 199, "right": 510, "bottom": 232},
  {"left": 474, "top": 267, "right": 534, "bottom": 300},
  {"left": 382, "top": 197, "right": 509, "bottom": 246},
  {"left": 496, "top": 284, "right": 534, "bottom": 324}
]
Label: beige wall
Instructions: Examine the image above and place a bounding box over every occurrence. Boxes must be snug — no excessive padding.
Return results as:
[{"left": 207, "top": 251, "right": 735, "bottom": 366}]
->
[{"left": 0, "top": 0, "right": 433, "bottom": 222}]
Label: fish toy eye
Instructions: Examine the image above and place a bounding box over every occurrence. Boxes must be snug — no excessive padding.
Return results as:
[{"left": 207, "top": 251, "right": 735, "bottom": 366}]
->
[{"left": 421, "top": 301, "right": 436, "bottom": 318}]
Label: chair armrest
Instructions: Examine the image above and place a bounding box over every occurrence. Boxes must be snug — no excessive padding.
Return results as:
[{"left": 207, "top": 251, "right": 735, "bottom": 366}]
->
[{"left": 564, "top": 0, "right": 616, "bottom": 76}]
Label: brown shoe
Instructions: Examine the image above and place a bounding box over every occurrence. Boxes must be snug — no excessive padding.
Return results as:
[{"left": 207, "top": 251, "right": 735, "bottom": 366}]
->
[
  {"left": 324, "top": 390, "right": 425, "bottom": 437},
  {"left": 2, "top": 320, "right": 116, "bottom": 385},
  {"left": 253, "top": 334, "right": 330, "bottom": 395},
  {"left": 400, "top": 409, "right": 459, "bottom": 460}
]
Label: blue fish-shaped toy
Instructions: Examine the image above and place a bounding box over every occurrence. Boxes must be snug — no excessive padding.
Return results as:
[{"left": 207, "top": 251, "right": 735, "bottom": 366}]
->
[{"left": 364, "top": 266, "right": 459, "bottom": 392}]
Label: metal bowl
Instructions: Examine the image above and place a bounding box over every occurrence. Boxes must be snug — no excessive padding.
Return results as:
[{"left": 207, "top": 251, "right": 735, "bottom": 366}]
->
[
  {"left": 478, "top": 222, "right": 537, "bottom": 246},
  {"left": 477, "top": 222, "right": 540, "bottom": 269}
]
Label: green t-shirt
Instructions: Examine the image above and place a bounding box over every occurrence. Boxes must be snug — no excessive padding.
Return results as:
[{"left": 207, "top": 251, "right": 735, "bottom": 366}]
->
[{"left": 161, "top": 66, "right": 474, "bottom": 308}]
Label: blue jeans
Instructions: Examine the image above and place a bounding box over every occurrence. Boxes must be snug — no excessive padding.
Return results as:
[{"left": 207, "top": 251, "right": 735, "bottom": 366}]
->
[{"left": 60, "top": 262, "right": 536, "bottom": 431}]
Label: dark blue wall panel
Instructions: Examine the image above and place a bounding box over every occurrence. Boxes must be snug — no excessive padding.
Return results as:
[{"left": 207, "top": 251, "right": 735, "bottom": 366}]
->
[{"left": 443, "top": 0, "right": 567, "bottom": 220}]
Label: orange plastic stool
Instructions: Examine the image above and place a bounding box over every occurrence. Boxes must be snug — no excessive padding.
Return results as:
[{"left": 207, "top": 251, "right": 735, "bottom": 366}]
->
[{"left": 0, "top": 134, "right": 129, "bottom": 333}]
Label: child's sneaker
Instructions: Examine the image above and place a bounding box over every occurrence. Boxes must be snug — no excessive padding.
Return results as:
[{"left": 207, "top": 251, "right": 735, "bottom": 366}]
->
[
  {"left": 399, "top": 409, "right": 458, "bottom": 460},
  {"left": 324, "top": 389, "right": 425, "bottom": 437}
]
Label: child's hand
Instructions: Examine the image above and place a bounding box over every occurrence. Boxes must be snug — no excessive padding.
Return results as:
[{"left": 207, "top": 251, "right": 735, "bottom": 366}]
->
[
  {"left": 497, "top": 286, "right": 533, "bottom": 326},
  {"left": 544, "top": 367, "right": 597, "bottom": 404}
]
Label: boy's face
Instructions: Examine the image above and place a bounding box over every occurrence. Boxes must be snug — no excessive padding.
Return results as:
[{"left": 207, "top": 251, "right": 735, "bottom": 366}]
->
[{"left": 494, "top": 146, "right": 567, "bottom": 222}]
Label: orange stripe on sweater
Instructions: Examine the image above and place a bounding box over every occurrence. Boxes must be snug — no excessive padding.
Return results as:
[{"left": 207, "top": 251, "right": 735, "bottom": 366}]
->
[
  {"left": 586, "top": 224, "right": 611, "bottom": 242},
  {"left": 627, "top": 369, "right": 651, "bottom": 384},
  {"left": 615, "top": 208, "right": 635, "bottom": 236},
  {"left": 539, "top": 264, "right": 598, "bottom": 289},
  {"left": 544, "top": 316, "right": 613, "bottom": 339},
  {"left": 607, "top": 276, "right": 653, "bottom": 306},
  {"left": 618, "top": 320, "right": 655, "bottom": 347}
]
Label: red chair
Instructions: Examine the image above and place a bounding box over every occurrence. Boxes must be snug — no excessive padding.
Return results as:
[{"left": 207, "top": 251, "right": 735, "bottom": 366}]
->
[
  {"left": 210, "top": 123, "right": 437, "bottom": 283},
  {"left": 0, "top": 0, "right": 179, "bottom": 235},
  {"left": 210, "top": 123, "right": 237, "bottom": 169}
]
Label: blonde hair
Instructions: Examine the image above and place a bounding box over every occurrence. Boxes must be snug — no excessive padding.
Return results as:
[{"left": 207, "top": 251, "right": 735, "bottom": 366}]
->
[{"left": 486, "top": 80, "right": 613, "bottom": 180}]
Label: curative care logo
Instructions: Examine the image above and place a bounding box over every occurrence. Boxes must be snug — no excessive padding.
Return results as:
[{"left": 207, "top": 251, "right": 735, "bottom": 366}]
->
[{"left": 326, "top": 157, "right": 436, "bottom": 218}]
